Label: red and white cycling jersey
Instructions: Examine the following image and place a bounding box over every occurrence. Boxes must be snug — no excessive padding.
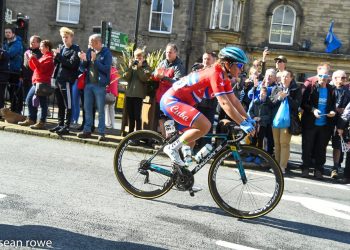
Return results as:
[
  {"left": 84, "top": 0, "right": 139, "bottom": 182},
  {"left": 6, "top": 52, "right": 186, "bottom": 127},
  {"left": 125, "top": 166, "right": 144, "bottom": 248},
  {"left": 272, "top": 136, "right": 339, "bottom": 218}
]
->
[{"left": 160, "top": 64, "right": 233, "bottom": 128}]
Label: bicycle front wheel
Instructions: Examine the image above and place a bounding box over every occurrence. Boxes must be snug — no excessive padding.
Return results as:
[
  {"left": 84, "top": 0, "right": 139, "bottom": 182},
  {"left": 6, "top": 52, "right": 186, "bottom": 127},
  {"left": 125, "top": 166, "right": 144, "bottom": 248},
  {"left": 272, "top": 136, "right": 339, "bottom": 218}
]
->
[
  {"left": 114, "top": 130, "right": 173, "bottom": 199},
  {"left": 208, "top": 145, "right": 284, "bottom": 219}
]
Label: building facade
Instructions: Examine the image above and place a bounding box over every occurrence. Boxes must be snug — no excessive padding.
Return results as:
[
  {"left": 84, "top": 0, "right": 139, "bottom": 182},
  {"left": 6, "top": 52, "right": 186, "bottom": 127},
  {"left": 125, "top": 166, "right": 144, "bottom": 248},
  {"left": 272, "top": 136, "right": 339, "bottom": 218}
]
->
[{"left": 6, "top": 0, "right": 350, "bottom": 79}]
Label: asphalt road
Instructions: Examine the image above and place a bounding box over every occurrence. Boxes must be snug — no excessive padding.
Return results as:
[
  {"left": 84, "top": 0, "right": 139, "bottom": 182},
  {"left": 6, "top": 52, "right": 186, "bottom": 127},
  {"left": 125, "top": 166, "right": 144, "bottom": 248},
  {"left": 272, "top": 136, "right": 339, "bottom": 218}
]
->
[{"left": 0, "top": 131, "right": 349, "bottom": 250}]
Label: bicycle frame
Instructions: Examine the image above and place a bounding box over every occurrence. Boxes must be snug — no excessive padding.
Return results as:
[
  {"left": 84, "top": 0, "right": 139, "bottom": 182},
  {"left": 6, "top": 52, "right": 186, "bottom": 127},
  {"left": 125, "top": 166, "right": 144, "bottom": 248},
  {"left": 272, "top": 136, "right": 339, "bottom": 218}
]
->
[{"left": 148, "top": 132, "right": 248, "bottom": 182}]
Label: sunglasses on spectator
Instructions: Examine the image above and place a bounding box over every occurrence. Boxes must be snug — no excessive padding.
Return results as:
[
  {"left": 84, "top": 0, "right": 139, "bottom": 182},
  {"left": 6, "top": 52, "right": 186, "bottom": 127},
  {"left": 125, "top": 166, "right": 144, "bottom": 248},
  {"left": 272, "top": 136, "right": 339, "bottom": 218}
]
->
[
  {"left": 276, "top": 60, "right": 284, "bottom": 63},
  {"left": 318, "top": 74, "right": 329, "bottom": 78}
]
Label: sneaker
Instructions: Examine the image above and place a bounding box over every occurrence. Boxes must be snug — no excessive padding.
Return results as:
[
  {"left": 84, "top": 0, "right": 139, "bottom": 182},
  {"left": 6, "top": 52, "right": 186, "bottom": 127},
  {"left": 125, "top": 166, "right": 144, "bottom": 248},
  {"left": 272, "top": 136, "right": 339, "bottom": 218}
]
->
[
  {"left": 30, "top": 121, "right": 45, "bottom": 130},
  {"left": 18, "top": 119, "right": 35, "bottom": 126},
  {"left": 49, "top": 125, "right": 62, "bottom": 132},
  {"left": 314, "top": 170, "right": 323, "bottom": 180},
  {"left": 77, "top": 132, "right": 92, "bottom": 139},
  {"left": 245, "top": 156, "right": 255, "bottom": 162},
  {"left": 56, "top": 126, "right": 70, "bottom": 135},
  {"left": 330, "top": 170, "right": 338, "bottom": 179},
  {"left": 301, "top": 168, "right": 310, "bottom": 178},
  {"left": 98, "top": 134, "right": 106, "bottom": 142},
  {"left": 163, "top": 144, "right": 185, "bottom": 167}
]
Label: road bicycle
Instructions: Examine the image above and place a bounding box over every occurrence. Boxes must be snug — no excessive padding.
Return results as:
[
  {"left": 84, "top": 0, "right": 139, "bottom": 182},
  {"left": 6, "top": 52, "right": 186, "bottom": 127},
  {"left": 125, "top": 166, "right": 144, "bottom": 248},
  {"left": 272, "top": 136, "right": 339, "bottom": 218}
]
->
[{"left": 114, "top": 122, "right": 284, "bottom": 219}]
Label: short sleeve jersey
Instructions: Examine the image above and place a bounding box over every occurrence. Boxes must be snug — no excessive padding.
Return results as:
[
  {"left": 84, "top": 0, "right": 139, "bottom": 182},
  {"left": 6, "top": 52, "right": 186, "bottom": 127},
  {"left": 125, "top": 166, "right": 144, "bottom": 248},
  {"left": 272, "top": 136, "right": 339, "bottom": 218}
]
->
[{"left": 170, "top": 64, "right": 233, "bottom": 106}]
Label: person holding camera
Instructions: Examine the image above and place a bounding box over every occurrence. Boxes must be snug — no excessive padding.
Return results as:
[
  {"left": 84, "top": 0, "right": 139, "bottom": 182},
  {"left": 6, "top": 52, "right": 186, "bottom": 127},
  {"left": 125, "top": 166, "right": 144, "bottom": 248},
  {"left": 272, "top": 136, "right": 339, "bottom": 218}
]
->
[
  {"left": 18, "top": 40, "right": 54, "bottom": 129},
  {"left": 123, "top": 48, "right": 151, "bottom": 134}
]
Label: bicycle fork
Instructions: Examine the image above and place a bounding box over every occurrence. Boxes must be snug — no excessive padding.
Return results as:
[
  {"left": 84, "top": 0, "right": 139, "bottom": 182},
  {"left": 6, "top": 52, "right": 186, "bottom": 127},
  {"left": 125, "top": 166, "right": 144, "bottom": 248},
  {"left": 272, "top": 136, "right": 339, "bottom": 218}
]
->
[{"left": 230, "top": 146, "right": 247, "bottom": 184}]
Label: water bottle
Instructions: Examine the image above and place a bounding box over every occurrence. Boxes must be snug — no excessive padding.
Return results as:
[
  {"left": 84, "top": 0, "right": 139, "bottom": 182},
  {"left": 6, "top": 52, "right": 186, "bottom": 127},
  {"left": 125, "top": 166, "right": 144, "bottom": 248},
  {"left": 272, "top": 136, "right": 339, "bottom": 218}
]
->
[
  {"left": 164, "top": 120, "right": 176, "bottom": 138},
  {"left": 194, "top": 144, "right": 213, "bottom": 163},
  {"left": 181, "top": 145, "right": 192, "bottom": 166}
]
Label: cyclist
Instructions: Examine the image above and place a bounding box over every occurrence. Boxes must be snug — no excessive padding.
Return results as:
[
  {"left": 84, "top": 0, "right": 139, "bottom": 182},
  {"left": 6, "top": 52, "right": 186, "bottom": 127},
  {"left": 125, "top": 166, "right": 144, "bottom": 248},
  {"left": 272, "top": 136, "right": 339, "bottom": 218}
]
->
[{"left": 161, "top": 47, "right": 256, "bottom": 166}]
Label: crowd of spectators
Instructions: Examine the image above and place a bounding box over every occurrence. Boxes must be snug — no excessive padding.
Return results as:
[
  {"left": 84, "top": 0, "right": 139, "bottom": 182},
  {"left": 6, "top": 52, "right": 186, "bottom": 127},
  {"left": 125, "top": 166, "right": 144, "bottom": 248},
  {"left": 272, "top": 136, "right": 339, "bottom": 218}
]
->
[{"left": 0, "top": 26, "right": 349, "bottom": 184}]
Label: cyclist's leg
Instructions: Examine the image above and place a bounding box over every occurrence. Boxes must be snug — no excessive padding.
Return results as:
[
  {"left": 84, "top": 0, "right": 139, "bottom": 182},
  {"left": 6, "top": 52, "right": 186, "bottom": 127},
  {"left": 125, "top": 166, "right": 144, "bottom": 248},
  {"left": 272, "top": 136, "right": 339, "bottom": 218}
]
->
[{"left": 160, "top": 95, "right": 211, "bottom": 165}]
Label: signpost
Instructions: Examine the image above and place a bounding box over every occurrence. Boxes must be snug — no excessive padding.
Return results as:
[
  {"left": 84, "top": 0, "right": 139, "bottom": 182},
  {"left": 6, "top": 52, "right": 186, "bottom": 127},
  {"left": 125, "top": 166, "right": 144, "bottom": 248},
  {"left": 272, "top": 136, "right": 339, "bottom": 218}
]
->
[{"left": 109, "top": 32, "right": 128, "bottom": 52}]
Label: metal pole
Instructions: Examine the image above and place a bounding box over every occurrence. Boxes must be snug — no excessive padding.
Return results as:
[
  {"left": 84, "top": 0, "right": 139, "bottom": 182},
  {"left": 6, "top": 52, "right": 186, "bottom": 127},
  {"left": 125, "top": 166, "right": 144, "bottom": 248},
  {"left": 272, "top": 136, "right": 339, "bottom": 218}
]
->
[
  {"left": 134, "top": 0, "right": 141, "bottom": 50},
  {"left": 0, "top": 0, "right": 6, "bottom": 46}
]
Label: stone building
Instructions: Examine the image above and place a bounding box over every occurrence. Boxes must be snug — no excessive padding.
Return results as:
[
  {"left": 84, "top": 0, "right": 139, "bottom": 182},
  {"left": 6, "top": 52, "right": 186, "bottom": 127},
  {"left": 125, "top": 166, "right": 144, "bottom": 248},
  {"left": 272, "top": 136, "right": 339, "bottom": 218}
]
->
[{"left": 6, "top": 0, "right": 350, "bottom": 79}]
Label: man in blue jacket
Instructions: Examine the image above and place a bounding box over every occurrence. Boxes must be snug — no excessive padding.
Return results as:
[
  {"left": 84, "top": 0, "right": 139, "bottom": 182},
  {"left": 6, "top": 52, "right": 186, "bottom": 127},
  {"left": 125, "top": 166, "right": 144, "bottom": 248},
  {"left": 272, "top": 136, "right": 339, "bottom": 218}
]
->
[
  {"left": 77, "top": 34, "right": 112, "bottom": 141},
  {"left": 3, "top": 27, "right": 23, "bottom": 114}
]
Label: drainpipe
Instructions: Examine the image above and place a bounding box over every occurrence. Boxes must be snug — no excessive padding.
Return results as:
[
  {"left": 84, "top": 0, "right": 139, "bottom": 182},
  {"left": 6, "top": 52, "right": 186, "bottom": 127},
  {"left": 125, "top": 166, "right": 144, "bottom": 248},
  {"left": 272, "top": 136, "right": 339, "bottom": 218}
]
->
[
  {"left": 185, "top": 0, "right": 196, "bottom": 74},
  {"left": 134, "top": 0, "right": 142, "bottom": 50}
]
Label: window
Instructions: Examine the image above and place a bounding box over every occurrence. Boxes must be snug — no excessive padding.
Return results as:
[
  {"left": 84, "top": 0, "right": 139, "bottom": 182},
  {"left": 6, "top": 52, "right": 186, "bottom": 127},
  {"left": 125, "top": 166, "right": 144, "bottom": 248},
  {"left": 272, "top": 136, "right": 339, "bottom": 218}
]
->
[
  {"left": 149, "top": 0, "right": 174, "bottom": 34},
  {"left": 210, "top": 0, "right": 242, "bottom": 31},
  {"left": 56, "top": 0, "right": 80, "bottom": 24},
  {"left": 269, "top": 5, "right": 296, "bottom": 45}
]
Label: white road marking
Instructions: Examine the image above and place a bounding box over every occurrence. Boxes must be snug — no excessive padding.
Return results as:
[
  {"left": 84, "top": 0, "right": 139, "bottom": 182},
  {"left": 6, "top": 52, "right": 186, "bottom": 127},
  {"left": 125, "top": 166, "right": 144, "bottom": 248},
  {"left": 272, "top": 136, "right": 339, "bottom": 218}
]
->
[
  {"left": 285, "top": 178, "right": 350, "bottom": 191},
  {"left": 248, "top": 192, "right": 350, "bottom": 220},
  {"left": 0, "top": 194, "right": 7, "bottom": 200},
  {"left": 216, "top": 240, "right": 260, "bottom": 250}
]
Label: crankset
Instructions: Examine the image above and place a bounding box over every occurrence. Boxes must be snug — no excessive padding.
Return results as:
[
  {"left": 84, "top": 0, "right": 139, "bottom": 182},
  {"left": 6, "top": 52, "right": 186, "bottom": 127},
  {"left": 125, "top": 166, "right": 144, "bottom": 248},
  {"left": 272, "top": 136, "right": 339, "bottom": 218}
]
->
[{"left": 172, "top": 164, "right": 195, "bottom": 196}]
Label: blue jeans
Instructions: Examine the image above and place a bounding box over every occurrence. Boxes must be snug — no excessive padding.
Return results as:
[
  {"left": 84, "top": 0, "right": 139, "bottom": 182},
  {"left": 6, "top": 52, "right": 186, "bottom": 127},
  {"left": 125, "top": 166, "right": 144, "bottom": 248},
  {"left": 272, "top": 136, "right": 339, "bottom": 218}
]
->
[
  {"left": 71, "top": 80, "right": 80, "bottom": 123},
  {"left": 26, "top": 85, "right": 48, "bottom": 122},
  {"left": 83, "top": 83, "right": 106, "bottom": 134}
]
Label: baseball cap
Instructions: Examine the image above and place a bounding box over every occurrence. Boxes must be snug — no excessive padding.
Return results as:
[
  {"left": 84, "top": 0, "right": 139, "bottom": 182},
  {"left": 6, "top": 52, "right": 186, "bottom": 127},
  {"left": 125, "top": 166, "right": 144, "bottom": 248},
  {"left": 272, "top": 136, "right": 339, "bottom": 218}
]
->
[{"left": 274, "top": 55, "right": 287, "bottom": 63}]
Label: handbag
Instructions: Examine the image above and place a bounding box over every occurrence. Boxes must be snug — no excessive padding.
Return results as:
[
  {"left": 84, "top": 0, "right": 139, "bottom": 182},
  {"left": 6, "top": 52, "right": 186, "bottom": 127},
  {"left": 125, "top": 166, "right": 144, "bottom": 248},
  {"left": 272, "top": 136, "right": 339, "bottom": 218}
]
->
[
  {"left": 77, "top": 72, "right": 86, "bottom": 90},
  {"left": 273, "top": 99, "right": 290, "bottom": 128},
  {"left": 35, "top": 83, "right": 54, "bottom": 96},
  {"left": 105, "top": 92, "right": 116, "bottom": 104},
  {"left": 288, "top": 114, "right": 302, "bottom": 135}
]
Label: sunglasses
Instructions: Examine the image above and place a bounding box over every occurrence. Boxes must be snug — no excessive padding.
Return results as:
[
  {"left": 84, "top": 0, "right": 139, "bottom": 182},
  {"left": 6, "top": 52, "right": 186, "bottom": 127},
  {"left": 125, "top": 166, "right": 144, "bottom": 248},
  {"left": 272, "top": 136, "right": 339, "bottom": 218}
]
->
[
  {"left": 276, "top": 60, "right": 284, "bottom": 63},
  {"left": 229, "top": 62, "right": 245, "bottom": 70},
  {"left": 318, "top": 74, "right": 329, "bottom": 78}
]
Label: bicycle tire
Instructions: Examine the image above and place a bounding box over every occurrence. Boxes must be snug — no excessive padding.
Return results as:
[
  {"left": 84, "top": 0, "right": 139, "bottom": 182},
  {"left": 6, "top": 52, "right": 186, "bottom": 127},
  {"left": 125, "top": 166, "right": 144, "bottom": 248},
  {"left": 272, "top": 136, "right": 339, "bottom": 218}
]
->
[
  {"left": 208, "top": 145, "right": 284, "bottom": 219},
  {"left": 114, "top": 130, "right": 174, "bottom": 199}
]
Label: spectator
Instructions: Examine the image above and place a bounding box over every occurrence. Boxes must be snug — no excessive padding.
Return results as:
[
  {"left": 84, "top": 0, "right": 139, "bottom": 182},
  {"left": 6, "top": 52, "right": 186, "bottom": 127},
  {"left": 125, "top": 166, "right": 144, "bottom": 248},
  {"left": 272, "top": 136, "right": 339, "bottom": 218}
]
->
[
  {"left": 0, "top": 49, "right": 10, "bottom": 117},
  {"left": 248, "top": 68, "right": 277, "bottom": 101},
  {"left": 153, "top": 43, "right": 185, "bottom": 137},
  {"left": 249, "top": 86, "right": 273, "bottom": 154},
  {"left": 303, "top": 62, "right": 331, "bottom": 90},
  {"left": 18, "top": 40, "right": 54, "bottom": 129},
  {"left": 270, "top": 70, "right": 301, "bottom": 174},
  {"left": 3, "top": 26, "right": 24, "bottom": 114},
  {"left": 274, "top": 55, "right": 287, "bottom": 72},
  {"left": 50, "top": 27, "right": 81, "bottom": 135},
  {"left": 336, "top": 102, "right": 350, "bottom": 184},
  {"left": 252, "top": 48, "right": 269, "bottom": 81},
  {"left": 123, "top": 48, "right": 151, "bottom": 134},
  {"left": 104, "top": 58, "right": 119, "bottom": 129},
  {"left": 22, "top": 35, "right": 42, "bottom": 98},
  {"left": 330, "top": 70, "right": 350, "bottom": 179},
  {"left": 77, "top": 34, "right": 112, "bottom": 141},
  {"left": 300, "top": 66, "right": 336, "bottom": 179}
]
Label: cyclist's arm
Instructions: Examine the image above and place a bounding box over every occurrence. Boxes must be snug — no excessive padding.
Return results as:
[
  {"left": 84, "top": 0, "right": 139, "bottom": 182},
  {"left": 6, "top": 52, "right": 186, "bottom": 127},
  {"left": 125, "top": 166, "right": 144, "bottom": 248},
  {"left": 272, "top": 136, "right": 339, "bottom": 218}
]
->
[
  {"left": 216, "top": 94, "right": 245, "bottom": 124},
  {"left": 226, "top": 92, "right": 249, "bottom": 118}
]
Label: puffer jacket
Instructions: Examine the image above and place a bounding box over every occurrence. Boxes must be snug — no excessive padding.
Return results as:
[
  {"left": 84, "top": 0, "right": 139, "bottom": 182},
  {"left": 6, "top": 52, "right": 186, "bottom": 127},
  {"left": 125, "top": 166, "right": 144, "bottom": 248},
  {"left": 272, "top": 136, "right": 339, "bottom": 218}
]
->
[{"left": 3, "top": 35, "right": 23, "bottom": 72}]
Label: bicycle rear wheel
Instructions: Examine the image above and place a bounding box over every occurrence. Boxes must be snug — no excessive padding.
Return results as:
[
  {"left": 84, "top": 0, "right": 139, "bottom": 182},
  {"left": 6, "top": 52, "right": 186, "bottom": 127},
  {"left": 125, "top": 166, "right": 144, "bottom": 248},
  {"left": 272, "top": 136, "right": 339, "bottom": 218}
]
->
[
  {"left": 208, "top": 145, "right": 284, "bottom": 219},
  {"left": 114, "top": 130, "right": 174, "bottom": 199}
]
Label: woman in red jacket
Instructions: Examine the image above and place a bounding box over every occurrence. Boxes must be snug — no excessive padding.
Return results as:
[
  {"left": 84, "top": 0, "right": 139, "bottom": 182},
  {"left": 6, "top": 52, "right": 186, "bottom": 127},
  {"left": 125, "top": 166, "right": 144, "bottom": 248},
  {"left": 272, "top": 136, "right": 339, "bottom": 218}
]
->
[{"left": 18, "top": 40, "right": 54, "bottom": 129}]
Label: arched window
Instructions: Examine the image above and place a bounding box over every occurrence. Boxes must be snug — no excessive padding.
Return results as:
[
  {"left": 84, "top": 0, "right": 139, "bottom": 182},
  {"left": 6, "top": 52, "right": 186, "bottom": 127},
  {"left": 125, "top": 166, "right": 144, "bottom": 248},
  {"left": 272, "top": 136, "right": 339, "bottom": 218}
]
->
[
  {"left": 269, "top": 5, "right": 296, "bottom": 45},
  {"left": 149, "top": 0, "right": 174, "bottom": 34},
  {"left": 210, "top": 0, "right": 242, "bottom": 31}
]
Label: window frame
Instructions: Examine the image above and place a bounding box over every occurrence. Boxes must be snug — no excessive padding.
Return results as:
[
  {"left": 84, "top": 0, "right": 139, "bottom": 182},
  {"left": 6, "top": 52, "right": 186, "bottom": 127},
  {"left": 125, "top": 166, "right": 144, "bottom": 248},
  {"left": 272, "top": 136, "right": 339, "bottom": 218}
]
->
[
  {"left": 56, "top": 0, "right": 81, "bottom": 24},
  {"left": 209, "top": 0, "right": 241, "bottom": 32},
  {"left": 269, "top": 5, "right": 296, "bottom": 46},
  {"left": 148, "top": 0, "right": 174, "bottom": 34},
  {"left": 219, "top": 0, "right": 233, "bottom": 30}
]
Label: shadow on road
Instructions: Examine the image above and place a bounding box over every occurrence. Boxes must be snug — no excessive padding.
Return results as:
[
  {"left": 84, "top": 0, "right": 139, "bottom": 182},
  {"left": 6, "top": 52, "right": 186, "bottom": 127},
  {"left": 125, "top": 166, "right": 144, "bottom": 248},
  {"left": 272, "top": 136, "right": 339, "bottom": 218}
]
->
[
  {"left": 151, "top": 199, "right": 231, "bottom": 217},
  {"left": 0, "top": 224, "right": 165, "bottom": 250},
  {"left": 240, "top": 216, "right": 350, "bottom": 244}
]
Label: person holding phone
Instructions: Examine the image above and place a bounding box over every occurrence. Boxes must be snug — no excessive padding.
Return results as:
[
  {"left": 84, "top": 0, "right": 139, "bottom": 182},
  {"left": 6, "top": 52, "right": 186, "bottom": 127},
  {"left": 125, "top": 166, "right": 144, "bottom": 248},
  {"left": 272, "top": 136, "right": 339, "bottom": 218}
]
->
[{"left": 300, "top": 66, "right": 336, "bottom": 179}]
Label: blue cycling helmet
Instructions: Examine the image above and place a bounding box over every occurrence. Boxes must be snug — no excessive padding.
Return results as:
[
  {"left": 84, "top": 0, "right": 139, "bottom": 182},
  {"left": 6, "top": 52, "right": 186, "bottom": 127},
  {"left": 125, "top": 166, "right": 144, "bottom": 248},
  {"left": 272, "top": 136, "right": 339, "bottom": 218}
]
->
[{"left": 218, "top": 47, "right": 249, "bottom": 64}]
